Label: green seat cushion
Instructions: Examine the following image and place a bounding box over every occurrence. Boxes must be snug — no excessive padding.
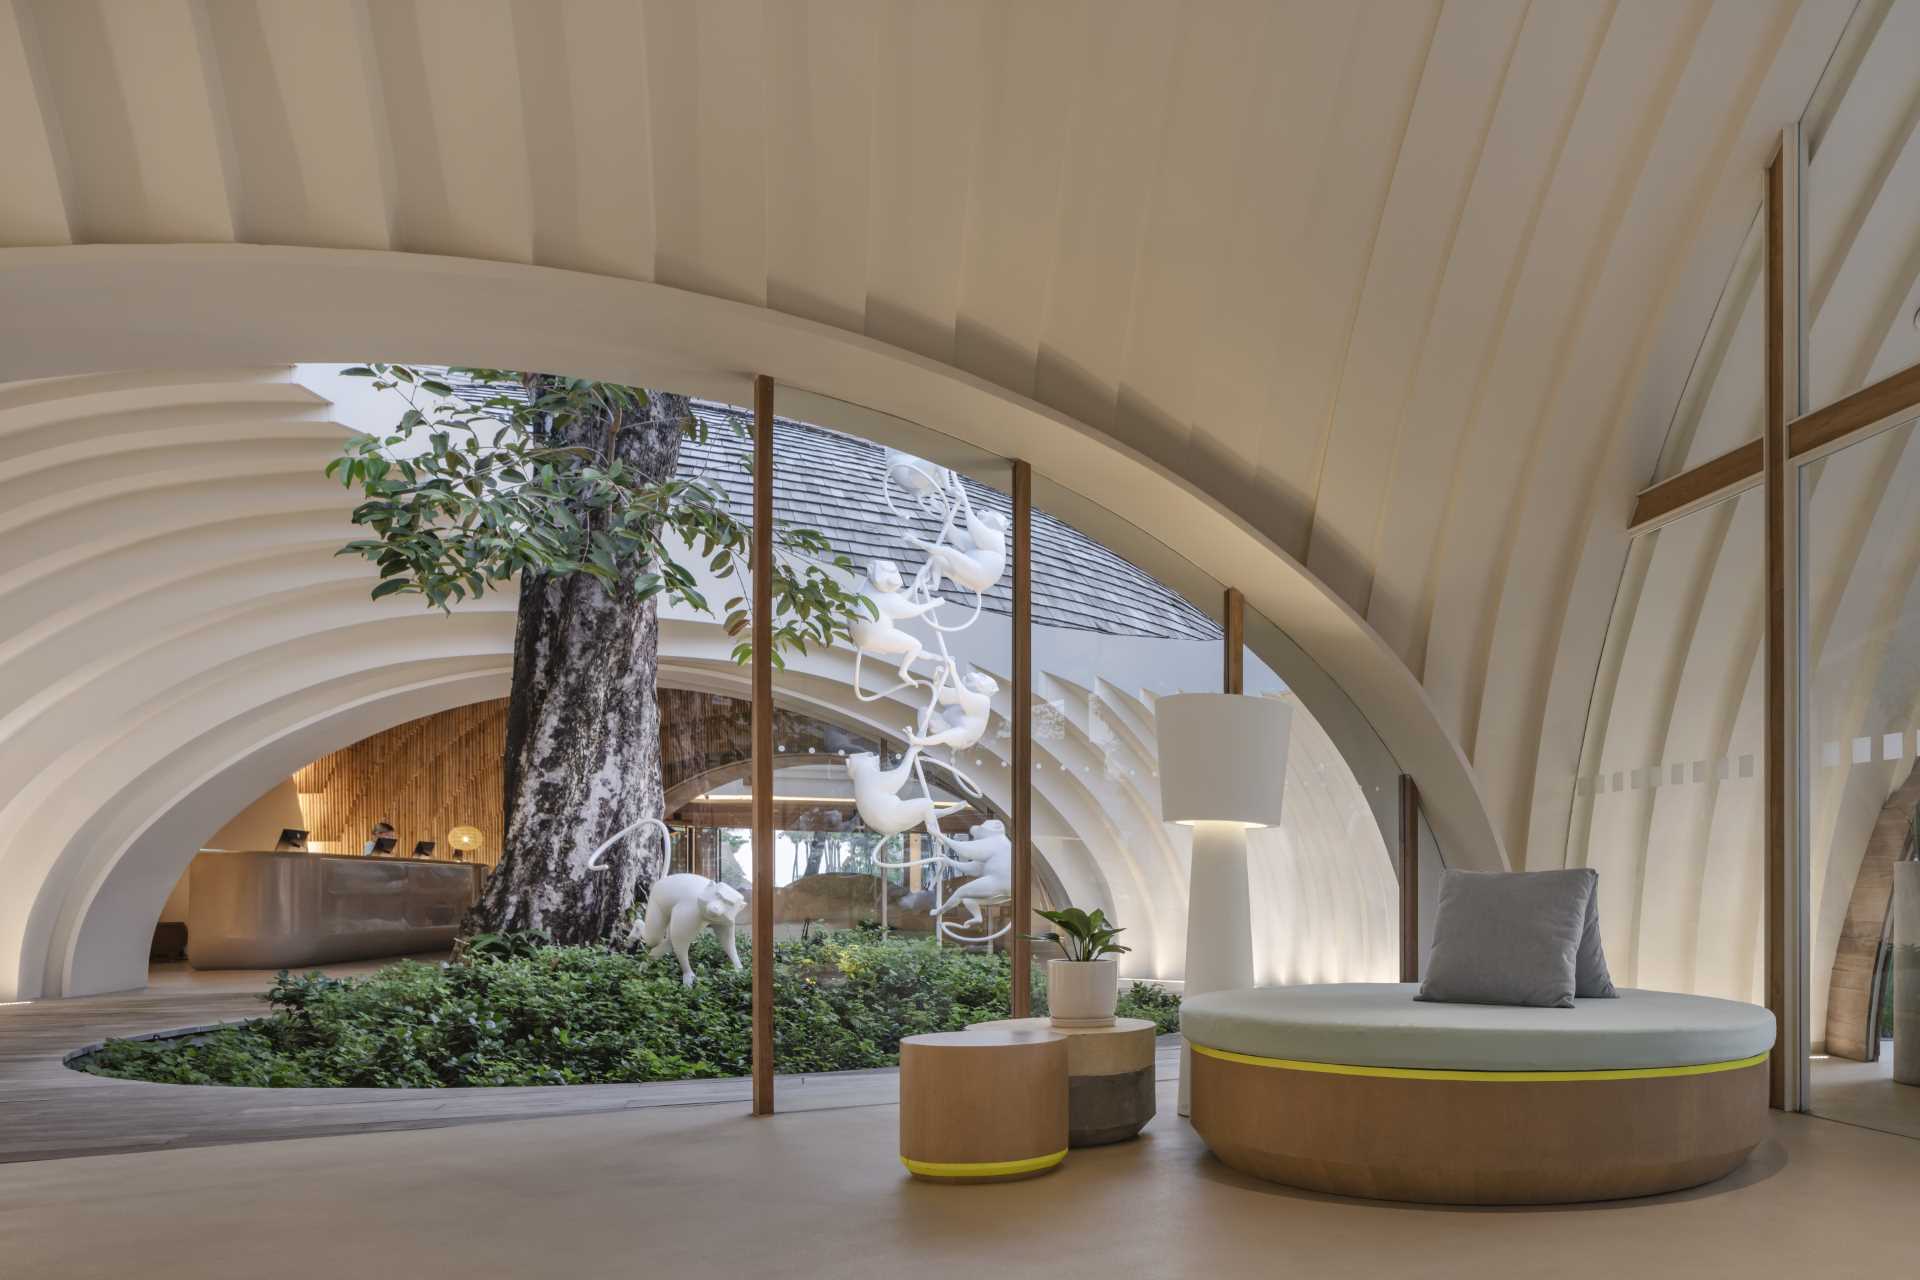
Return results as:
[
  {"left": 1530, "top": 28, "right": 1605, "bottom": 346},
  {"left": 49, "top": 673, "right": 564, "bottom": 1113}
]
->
[{"left": 1180, "top": 983, "right": 1774, "bottom": 1072}]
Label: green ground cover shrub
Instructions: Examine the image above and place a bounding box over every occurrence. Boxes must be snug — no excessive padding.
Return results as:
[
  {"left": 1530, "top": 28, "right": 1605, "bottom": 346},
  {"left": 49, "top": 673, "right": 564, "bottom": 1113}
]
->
[{"left": 76, "top": 931, "right": 1180, "bottom": 1088}]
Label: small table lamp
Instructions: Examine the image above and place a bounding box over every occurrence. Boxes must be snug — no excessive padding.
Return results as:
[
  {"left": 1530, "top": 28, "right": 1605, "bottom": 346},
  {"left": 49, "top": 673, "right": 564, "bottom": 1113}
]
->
[
  {"left": 1156, "top": 692, "right": 1292, "bottom": 1114},
  {"left": 447, "top": 826, "right": 483, "bottom": 861}
]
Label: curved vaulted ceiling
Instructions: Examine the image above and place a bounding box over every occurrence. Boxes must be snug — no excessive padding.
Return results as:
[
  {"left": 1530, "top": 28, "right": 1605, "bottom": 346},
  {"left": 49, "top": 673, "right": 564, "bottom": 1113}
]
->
[{"left": 0, "top": 1, "right": 1872, "bottom": 886}]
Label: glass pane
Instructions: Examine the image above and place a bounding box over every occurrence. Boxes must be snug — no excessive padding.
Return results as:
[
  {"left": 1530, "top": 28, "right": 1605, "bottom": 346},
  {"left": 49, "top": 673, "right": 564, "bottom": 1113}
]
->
[
  {"left": 1023, "top": 481, "right": 1403, "bottom": 1024},
  {"left": 651, "top": 400, "right": 765, "bottom": 1078},
  {"left": 736, "top": 389, "right": 1412, "bottom": 1085},
  {"left": 1025, "top": 492, "right": 1228, "bottom": 1021},
  {"left": 1802, "top": 413, "right": 1920, "bottom": 1139},
  {"left": 1566, "top": 489, "right": 1765, "bottom": 1002},
  {"left": 1239, "top": 609, "right": 1401, "bottom": 988},
  {"left": 1802, "top": 6, "right": 1920, "bottom": 411},
  {"left": 758, "top": 397, "right": 1017, "bottom": 1077},
  {"left": 1651, "top": 207, "right": 1766, "bottom": 481}
]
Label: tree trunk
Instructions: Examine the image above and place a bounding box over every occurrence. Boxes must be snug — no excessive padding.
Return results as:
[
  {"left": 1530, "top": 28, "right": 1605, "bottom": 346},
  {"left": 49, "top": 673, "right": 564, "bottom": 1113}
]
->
[{"left": 465, "top": 389, "right": 690, "bottom": 944}]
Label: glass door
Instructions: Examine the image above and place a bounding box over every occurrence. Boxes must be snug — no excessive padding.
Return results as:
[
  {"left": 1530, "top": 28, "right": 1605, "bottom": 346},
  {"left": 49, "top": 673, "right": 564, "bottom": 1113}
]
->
[{"left": 1800, "top": 412, "right": 1920, "bottom": 1138}]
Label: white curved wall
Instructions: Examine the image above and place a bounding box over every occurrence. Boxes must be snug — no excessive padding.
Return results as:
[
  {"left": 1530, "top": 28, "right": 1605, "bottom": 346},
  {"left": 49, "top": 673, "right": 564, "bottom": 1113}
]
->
[{"left": 0, "top": 370, "right": 1396, "bottom": 999}]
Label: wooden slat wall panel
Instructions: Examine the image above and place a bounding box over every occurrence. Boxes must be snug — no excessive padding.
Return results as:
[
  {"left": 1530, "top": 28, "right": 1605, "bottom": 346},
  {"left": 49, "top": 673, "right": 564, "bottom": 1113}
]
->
[{"left": 292, "top": 700, "right": 509, "bottom": 865}]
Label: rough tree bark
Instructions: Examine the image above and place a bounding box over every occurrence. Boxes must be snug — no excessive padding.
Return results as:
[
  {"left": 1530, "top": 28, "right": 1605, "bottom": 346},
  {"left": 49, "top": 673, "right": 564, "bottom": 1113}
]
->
[{"left": 464, "top": 389, "right": 690, "bottom": 943}]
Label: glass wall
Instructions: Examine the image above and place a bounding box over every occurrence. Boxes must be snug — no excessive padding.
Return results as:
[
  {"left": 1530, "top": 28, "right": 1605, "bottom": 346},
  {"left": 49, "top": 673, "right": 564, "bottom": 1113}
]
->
[
  {"left": 1793, "top": 0, "right": 1920, "bottom": 1127},
  {"left": 1650, "top": 207, "right": 1767, "bottom": 481},
  {"left": 1023, "top": 484, "right": 1401, "bottom": 1009},
  {"left": 709, "top": 387, "right": 1408, "bottom": 1075},
  {"left": 1561, "top": 90, "right": 1769, "bottom": 1003},
  {"left": 1242, "top": 605, "right": 1404, "bottom": 986},
  {"left": 1802, "top": 413, "right": 1920, "bottom": 1139},
  {"left": 756, "top": 402, "right": 1019, "bottom": 1072},
  {"left": 1802, "top": 1, "right": 1920, "bottom": 413},
  {"left": 1022, "top": 489, "right": 1233, "bottom": 1010},
  {"left": 1567, "top": 490, "right": 1765, "bottom": 1001}
]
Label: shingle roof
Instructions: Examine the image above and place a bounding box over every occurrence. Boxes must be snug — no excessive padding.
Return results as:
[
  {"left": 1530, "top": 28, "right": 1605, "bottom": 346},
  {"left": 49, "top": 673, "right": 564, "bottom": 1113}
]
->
[{"left": 440, "top": 373, "right": 1218, "bottom": 640}]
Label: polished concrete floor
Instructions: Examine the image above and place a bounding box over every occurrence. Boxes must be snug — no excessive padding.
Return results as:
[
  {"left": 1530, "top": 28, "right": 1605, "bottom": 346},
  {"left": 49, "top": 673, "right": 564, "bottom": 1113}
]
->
[
  {"left": 3, "top": 1072, "right": 1919, "bottom": 1280},
  {"left": 1810, "top": 1048, "right": 1920, "bottom": 1140},
  {"left": 6, "top": 963, "right": 1919, "bottom": 1276}
]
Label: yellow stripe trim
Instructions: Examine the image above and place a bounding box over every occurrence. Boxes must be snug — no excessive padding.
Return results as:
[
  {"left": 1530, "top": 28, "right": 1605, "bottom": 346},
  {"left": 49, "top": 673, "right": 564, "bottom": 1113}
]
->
[
  {"left": 901, "top": 1149, "right": 1067, "bottom": 1179},
  {"left": 1191, "top": 1043, "right": 1769, "bottom": 1083}
]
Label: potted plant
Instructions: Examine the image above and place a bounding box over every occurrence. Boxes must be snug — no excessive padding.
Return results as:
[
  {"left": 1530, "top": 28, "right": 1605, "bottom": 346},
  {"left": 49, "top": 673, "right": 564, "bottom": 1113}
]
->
[{"left": 1031, "top": 907, "right": 1130, "bottom": 1028}]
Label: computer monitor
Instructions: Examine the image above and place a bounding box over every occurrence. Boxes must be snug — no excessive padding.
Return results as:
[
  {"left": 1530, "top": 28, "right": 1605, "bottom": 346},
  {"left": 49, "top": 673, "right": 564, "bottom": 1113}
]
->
[
  {"left": 412, "top": 841, "right": 436, "bottom": 858},
  {"left": 274, "top": 829, "right": 309, "bottom": 851}
]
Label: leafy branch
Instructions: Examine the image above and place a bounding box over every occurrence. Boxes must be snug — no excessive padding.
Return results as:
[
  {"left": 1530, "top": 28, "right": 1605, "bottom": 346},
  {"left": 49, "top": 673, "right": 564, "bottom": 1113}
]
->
[{"left": 325, "top": 363, "right": 873, "bottom": 665}]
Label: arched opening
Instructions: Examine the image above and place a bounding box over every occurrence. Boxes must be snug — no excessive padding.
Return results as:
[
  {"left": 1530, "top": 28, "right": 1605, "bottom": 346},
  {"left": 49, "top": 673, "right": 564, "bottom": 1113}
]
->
[
  {"left": 107, "top": 387, "right": 1403, "bottom": 999},
  {"left": 1, "top": 356, "right": 1476, "bottom": 1004},
  {"left": 0, "top": 245, "right": 1505, "bottom": 875}
]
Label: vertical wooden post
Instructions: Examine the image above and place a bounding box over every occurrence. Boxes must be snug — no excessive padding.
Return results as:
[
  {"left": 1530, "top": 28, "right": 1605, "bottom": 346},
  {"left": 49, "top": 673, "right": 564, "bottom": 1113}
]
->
[
  {"left": 1222, "top": 587, "right": 1244, "bottom": 694},
  {"left": 1011, "top": 460, "right": 1034, "bottom": 1018},
  {"left": 1763, "top": 130, "right": 1804, "bottom": 1112},
  {"left": 751, "top": 374, "right": 776, "bottom": 1116},
  {"left": 1398, "top": 775, "right": 1420, "bottom": 983}
]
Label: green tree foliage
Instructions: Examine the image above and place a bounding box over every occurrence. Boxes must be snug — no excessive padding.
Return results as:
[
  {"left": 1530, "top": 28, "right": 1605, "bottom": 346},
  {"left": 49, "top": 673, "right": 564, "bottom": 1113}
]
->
[
  {"left": 77, "top": 933, "right": 1180, "bottom": 1088},
  {"left": 324, "top": 364, "right": 871, "bottom": 664}
]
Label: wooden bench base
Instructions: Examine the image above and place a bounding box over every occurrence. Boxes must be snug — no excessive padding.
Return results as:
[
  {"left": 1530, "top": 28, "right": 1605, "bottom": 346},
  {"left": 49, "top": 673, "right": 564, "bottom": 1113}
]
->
[{"left": 1190, "top": 1044, "right": 1768, "bottom": 1205}]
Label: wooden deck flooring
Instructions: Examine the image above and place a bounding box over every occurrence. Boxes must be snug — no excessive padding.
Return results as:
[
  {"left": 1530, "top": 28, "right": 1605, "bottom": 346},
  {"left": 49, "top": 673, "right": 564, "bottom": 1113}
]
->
[
  {"left": 0, "top": 964, "right": 900, "bottom": 1164},
  {"left": 0, "top": 963, "right": 1179, "bottom": 1164}
]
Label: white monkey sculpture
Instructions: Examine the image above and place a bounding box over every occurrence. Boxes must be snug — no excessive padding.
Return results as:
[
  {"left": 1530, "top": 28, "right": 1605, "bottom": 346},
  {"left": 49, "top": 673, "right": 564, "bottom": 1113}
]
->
[
  {"left": 846, "top": 748, "right": 945, "bottom": 838},
  {"left": 884, "top": 448, "right": 952, "bottom": 512},
  {"left": 638, "top": 873, "right": 747, "bottom": 988},
  {"left": 932, "top": 819, "right": 1014, "bottom": 937},
  {"left": 908, "top": 663, "right": 997, "bottom": 752},
  {"left": 841, "top": 449, "right": 1021, "bottom": 946},
  {"left": 906, "top": 506, "right": 1007, "bottom": 597},
  {"left": 584, "top": 816, "right": 742, "bottom": 988},
  {"left": 848, "top": 559, "right": 944, "bottom": 688}
]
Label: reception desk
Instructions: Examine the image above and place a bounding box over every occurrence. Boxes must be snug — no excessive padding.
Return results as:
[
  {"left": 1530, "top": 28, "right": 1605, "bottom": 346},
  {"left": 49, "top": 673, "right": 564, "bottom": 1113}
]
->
[{"left": 185, "top": 850, "right": 487, "bottom": 969}]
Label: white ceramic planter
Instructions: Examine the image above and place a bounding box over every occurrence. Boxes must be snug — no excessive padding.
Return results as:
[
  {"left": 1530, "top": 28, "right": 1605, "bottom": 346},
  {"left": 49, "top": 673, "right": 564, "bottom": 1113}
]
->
[{"left": 1049, "top": 957, "right": 1119, "bottom": 1028}]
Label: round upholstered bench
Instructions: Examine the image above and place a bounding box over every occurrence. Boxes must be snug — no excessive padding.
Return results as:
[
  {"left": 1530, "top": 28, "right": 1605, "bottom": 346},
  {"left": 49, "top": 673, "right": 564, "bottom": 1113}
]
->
[{"left": 1182, "top": 983, "right": 1775, "bottom": 1205}]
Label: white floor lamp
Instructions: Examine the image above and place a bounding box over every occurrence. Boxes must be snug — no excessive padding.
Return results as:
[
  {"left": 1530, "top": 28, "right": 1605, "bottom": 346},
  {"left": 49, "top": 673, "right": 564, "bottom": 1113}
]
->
[{"left": 1156, "top": 692, "right": 1292, "bottom": 1116}]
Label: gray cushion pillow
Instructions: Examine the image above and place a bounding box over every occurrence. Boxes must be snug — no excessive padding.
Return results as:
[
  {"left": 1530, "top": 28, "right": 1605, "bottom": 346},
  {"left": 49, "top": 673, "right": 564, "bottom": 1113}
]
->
[
  {"left": 1576, "top": 877, "right": 1618, "bottom": 999},
  {"left": 1417, "top": 869, "right": 1597, "bottom": 1008}
]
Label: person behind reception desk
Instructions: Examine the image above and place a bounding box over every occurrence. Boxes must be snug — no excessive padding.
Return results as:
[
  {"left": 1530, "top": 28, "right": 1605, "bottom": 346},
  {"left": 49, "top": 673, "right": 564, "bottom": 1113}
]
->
[{"left": 362, "top": 821, "right": 397, "bottom": 856}]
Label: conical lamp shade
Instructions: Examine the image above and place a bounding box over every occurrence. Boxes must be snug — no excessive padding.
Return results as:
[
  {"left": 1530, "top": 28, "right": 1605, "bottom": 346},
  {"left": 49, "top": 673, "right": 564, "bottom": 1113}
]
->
[{"left": 1155, "top": 693, "right": 1291, "bottom": 828}]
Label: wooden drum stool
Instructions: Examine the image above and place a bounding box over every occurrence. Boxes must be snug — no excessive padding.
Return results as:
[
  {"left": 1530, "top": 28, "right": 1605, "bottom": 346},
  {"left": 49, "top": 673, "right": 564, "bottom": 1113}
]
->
[
  {"left": 899, "top": 1027, "right": 1068, "bottom": 1182},
  {"left": 971, "top": 1017, "right": 1157, "bottom": 1146}
]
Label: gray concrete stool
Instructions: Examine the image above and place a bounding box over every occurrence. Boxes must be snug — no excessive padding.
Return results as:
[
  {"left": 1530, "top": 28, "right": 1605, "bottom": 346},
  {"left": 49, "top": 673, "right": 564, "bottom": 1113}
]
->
[{"left": 972, "top": 1016, "right": 1157, "bottom": 1146}]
